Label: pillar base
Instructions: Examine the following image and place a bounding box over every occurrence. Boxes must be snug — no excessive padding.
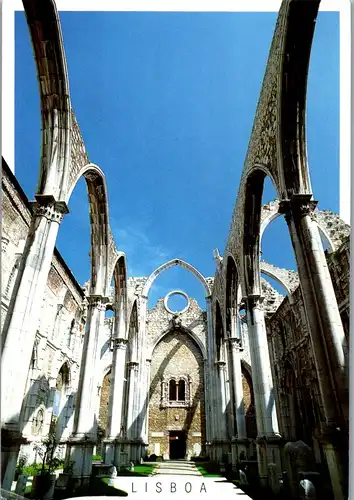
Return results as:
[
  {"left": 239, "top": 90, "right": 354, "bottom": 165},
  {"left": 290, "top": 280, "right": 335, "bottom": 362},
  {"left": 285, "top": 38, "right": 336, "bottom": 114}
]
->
[
  {"left": 1, "top": 427, "right": 29, "bottom": 491},
  {"left": 64, "top": 435, "right": 95, "bottom": 479},
  {"left": 103, "top": 438, "right": 145, "bottom": 468},
  {"left": 231, "top": 437, "right": 250, "bottom": 470},
  {"left": 255, "top": 435, "right": 283, "bottom": 490}
]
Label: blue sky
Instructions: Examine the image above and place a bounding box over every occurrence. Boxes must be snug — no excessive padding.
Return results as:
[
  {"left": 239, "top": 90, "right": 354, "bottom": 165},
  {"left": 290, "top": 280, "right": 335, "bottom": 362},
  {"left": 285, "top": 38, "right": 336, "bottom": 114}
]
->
[{"left": 15, "top": 11, "right": 339, "bottom": 309}]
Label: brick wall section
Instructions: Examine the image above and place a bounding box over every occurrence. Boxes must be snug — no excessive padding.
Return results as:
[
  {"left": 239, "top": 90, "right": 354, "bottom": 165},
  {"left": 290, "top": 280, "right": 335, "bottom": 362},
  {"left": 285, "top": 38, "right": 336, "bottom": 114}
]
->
[{"left": 98, "top": 371, "right": 111, "bottom": 432}]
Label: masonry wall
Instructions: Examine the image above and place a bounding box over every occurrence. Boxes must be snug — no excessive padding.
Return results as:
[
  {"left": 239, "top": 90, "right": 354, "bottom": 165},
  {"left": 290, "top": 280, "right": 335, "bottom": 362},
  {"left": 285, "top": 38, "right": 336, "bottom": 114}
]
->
[{"left": 148, "top": 330, "right": 205, "bottom": 458}]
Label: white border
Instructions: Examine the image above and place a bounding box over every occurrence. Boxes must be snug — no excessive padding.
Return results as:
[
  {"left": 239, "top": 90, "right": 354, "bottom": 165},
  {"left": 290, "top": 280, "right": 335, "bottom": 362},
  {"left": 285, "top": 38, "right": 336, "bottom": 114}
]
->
[{"left": 2, "top": 0, "right": 350, "bottom": 224}]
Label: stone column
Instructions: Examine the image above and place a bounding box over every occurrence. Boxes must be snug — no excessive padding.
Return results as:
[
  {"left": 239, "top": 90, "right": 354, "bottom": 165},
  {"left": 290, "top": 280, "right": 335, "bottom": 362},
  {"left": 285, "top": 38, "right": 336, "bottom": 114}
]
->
[
  {"left": 245, "top": 295, "right": 281, "bottom": 486},
  {"left": 64, "top": 295, "right": 106, "bottom": 484},
  {"left": 134, "top": 296, "right": 147, "bottom": 447},
  {"left": 106, "top": 339, "right": 128, "bottom": 439},
  {"left": 281, "top": 195, "right": 348, "bottom": 500},
  {"left": 228, "top": 338, "right": 246, "bottom": 440},
  {"left": 206, "top": 297, "right": 218, "bottom": 447},
  {"left": 104, "top": 338, "right": 128, "bottom": 465},
  {"left": 141, "top": 359, "right": 152, "bottom": 444},
  {"left": 1, "top": 199, "right": 68, "bottom": 491},
  {"left": 281, "top": 196, "right": 348, "bottom": 421},
  {"left": 216, "top": 361, "right": 228, "bottom": 440},
  {"left": 126, "top": 362, "right": 139, "bottom": 439}
]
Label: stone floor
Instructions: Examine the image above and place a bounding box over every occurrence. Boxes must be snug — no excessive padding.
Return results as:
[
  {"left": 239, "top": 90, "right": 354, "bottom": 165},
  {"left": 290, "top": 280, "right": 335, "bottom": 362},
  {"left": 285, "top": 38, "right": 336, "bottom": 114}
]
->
[
  {"left": 152, "top": 460, "right": 202, "bottom": 476},
  {"left": 109, "top": 460, "right": 253, "bottom": 498}
]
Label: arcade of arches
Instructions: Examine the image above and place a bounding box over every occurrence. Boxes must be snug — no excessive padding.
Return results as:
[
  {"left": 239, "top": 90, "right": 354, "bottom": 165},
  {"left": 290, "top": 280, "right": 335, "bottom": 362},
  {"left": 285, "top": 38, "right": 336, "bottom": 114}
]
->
[{"left": 1, "top": 0, "right": 350, "bottom": 499}]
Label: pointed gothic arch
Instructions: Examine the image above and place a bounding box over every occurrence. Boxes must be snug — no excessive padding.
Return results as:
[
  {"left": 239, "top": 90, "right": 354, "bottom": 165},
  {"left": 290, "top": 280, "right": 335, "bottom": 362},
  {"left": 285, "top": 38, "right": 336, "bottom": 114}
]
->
[{"left": 142, "top": 259, "right": 211, "bottom": 298}]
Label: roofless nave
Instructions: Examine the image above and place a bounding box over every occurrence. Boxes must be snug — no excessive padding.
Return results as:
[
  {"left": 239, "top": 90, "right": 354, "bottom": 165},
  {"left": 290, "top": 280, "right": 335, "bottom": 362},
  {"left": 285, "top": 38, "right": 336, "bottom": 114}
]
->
[{"left": 1, "top": 1, "right": 349, "bottom": 499}]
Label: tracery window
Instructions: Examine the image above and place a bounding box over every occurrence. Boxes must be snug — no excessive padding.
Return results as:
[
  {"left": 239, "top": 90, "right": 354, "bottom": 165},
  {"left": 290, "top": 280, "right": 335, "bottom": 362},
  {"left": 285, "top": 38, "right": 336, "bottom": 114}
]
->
[{"left": 32, "top": 409, "right": 44, "bottom": 436}]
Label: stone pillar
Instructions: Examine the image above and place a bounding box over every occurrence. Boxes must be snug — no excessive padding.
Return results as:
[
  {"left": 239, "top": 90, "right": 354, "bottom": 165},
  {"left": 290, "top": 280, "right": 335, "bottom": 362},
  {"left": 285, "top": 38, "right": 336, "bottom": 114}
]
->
[
  {"left": 206, "top": 297, "right": 218, "bottom": 446},
  {"left": 141, "top": 359, "right": 151, "bottom": 443},
  {"left": 106, "top": 339, "right": 128, "bottom": 439},
  {"left": 104, "top": 338, "right": 128, "bottom": 465},
  {"left": 216, "top": 361, "right": 228, "bottom": 440},
  {"left": 1, "top": 199, "right": 68, "bottom": 491},
  {"left": 228, "top": 338, "right": 246, "bottom": 440},
  {"left": 245, "top": 295, "right": 281, "bottom": 486},
  {"left": 64, "top": 295, "right": 106, "bottom": 484},
  {"left": 281, "top": 196, "right": 348, "bottom": 421},
  {"left": 126, "top": 362, "right": 139, "bottom": 439},
  {"left": 135, "top": 296, "right": 147, "bottom": 446},
  {"left": 280, "top": 195, "right": 348, "bottom": 499}
]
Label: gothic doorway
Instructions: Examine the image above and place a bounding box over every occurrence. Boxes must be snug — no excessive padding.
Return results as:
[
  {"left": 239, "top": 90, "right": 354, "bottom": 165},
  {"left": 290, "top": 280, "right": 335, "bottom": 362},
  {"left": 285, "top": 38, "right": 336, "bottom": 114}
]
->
[{"left": 169, "top": 431, "right": 186, "bottom": 459}]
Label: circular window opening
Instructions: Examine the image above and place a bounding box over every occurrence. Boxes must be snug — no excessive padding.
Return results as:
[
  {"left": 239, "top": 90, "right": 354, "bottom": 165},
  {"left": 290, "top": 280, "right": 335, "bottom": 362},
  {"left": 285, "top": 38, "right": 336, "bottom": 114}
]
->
[{"left": 164, "top": 291, "right": 190, "bottom": 315}]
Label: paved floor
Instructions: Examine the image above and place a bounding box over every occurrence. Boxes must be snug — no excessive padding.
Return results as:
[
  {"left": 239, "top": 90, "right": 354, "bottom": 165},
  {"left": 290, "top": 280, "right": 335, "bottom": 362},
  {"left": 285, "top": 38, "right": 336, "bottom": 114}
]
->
[
  {"left": 108, "top": 460, "right": 253, "bottom": 498},
  {"left": 152, "top": 460, "right": 202, "bottom": 476}
]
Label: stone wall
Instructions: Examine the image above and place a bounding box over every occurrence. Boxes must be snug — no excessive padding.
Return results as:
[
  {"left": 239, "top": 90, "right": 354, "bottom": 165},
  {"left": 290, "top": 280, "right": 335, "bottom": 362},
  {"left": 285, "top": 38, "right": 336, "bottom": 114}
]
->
[{"left": 148, "top": 330, "right": 205, "bottom": 458}]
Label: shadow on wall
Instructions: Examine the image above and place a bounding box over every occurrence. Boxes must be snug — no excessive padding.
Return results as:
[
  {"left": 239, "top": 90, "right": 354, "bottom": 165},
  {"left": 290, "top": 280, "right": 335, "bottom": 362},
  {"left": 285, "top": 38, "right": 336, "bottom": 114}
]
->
[{"left": 1, "top": 371, "right": 81, "bottom": 483}]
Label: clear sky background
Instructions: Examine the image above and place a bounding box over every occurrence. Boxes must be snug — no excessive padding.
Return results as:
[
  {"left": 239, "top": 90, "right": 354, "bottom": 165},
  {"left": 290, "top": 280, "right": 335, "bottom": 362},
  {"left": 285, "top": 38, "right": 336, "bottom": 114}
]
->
[{"left": 15, "top": 11, "right": 339, "bottom": 310}]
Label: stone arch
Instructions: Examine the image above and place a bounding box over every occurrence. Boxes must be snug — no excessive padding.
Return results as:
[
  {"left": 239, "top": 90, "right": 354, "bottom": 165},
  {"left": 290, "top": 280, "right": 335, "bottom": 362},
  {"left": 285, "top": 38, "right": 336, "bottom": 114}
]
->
[
  {"left": 108, "top": 253, "right": 128, "bottom": 339},
  {"left": 242, "top": 169, "right": 279, "bottom": 296},
  {"left": 23, "top": 0, "right": 72, "bottom": 200},
  {"left": 148, "top": 325, "right": 207, "bottom": 361},
  {"left": 54, "top": 362, "right": 71, "bottom": 440},
  {"left": 225, "top": 254, "right": 241, "bottom": 338},
  {"left": 277, "top": 1, "right": 320, "bottom": 197},
  {"left": 55, "top": 362, "right": 71, "bottom": 392},
  {"left": 127, "top": 301, "right": 139, "bottom": 362},
  {"left": 142, "top": 258, "right": 211, "bottom": 298},
  {"left": 241, "top": 361, "right": 257, "bottom": 440},
  {"left": 66, "top": 163, "right": 111, "bottom": 296},
  {"left": 215, "top": 299, "right": 224, "bottom": 361}
]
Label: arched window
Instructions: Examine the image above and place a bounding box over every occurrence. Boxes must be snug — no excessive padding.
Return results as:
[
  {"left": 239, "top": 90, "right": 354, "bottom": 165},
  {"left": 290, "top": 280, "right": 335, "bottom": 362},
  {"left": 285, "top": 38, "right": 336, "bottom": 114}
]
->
[
  {"left": 32, "top": 409, "right": 44, "bottom": 436},
  {"left": 178, "top": 379, "right": 186, "bottom": 401},
  {"left": 169, "top": 380, "right": 177, "bottom": 401}
]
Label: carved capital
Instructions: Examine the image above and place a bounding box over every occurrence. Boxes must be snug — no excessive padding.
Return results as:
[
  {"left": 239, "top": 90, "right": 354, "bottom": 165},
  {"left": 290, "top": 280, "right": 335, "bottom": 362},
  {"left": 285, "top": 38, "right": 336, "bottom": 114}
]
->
[
  {"left": 228, "top": 337, "right": 243, "bottom": 351},
  {"left": 2, "top": 237, "right": 10, "bottom": 253},
  {"left": 128, "top": 361, "right": 139, "bottom": 371},
  {"left": 114, "top": 338, "right": 128, "bottom": 350},
  {"left": 245, "top": 294, "right": 264, "bottom": 312},
  {"left": 216, "top": 360, "right": 227, "bottom": 371},
  {"left": 86, "top": 295, "right": 108, "bottom": 311},
  {"left": 31, "top": 195, "right": 69, "bottom": 223},
  {"left": 279, "top": 195, "right": 318, "bottom": 224}
]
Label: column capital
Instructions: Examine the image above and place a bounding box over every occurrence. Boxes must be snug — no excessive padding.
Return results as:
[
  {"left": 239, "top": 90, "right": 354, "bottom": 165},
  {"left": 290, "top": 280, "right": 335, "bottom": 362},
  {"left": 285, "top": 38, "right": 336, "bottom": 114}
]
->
[
  {"left": 216, "top": 360, "right": 226, "bottom": 370},
  {"left": 279, "top": 195, "right": 318, "bottom": 223},
  {"left": 244, "top": 294, "right": 265, "bottom": 311},
  {"left": 146, "top": 358, "right": 152, "bottom": 364},
  {"left": 128, "top": 361, "right": 139, "bottom": 370},
  {"left": 114, "top": 338, "right": 128, "bottom": 350},
  {"left": 1, "top": 236, "right": 10, "bottom": 253},
  {"left": 228, "top": 337, "right": 243, "bottom": 351},
  {"left": 86, "top": 295, "right": 109, "bottom": 310},
  {"left": 31, "top": 195, "right": 69, "bottom": 223}
]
